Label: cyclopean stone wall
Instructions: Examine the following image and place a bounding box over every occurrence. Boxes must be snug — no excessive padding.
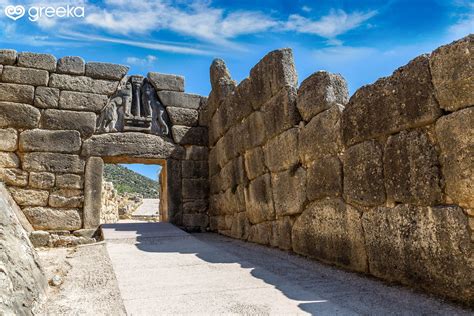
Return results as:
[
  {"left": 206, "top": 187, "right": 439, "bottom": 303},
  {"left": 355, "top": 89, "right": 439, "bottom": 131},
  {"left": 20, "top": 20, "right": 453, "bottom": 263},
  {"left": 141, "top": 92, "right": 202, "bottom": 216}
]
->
[
  {"left": 205, "top": 35, "right": 473, "bottom": 305},
  {"left": 0, "top": 50, "right": 209, "bottom": 237}
]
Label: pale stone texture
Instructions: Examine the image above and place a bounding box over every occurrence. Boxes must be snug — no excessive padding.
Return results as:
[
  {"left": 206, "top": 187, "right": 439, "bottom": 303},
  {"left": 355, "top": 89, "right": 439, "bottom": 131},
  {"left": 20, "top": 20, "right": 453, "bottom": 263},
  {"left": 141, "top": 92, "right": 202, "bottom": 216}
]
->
[
  {"left": 343, "top": 140, "right": 385, "bottom": 206},
  {"left": 57, "top": 56, "right": 85, "bottom": 75},
  {"left": 41, "top": 109, "right": 96, "bottom": 137},
  {"left": 83, "top": 157, "right": 103, "bottom": 228},
  {"left": 0, "top": 82, "right": 34, "bottom": 104},
  {"left": 342, "top": 55, "right": 441, "bottom": 146},
  {"left": 244, "top": 146, "right": 267, "bottom": 181},
  {"left": 0, "top": 128, "right": 18, "bottom": 151},
  {"left": 0, "top": 102, "right": 40, "bottom": 129},
  {"left": 22, "top": 153, "right": 85, "bottom": 173},
  {"left": 56, "top": 174, "right": 83, "bottom": 189},
  {"left": 435, "top": 107, "right": 474, "bottom": 208},
  {"left": 22, "top": 207, "right": 82, "bottom": 230},
  {"left": 292, "top": 198, "right": 367, "bottom": 272},
  {"left": 29, "top": 230, "right": 50, "bottom": 247},
  {"left": 148, "top": 72, "right": 184, "bottom": 92},
  {"left": 264, "top": 128, "right": 299, "bottom": 172},
  {"left": 166, "top": 107, "right": 198, "bottom": 126},
  {"left": 271, "top": 167, "right": 306, "bottom": 216},
  {"left": 2, "top": 66, "right": 49, "bottom": 86},
  {"left": 49, "top": 74, "right": 119, "bottom": 95},
  {"left": 34, "top": 86, "right": 59, "bottom": 109},
  {"left": 29, "top": 172, "right": 55, "bottom": 189},
  {"left": 429, "top": 35, "right": 473, "bottom": 111},
  {"left": 296, "top": 71, "right": 349, "bottom": 122},
  {"left": 0, "top": 168, "right": 28, "bottom": 187},
  {"left": 0, "top": 49, "right": 17, "bottom": 65},
  {"left": 8, "top": 187, "right": 49, "bottom": 206},
  {"left": 19, "top": 129, "right": 81, "bottom": 153},
  {"left": 362, "top": 205, "right": 473, "bottom": 303},
  {"left": 261, "top": 87, "right": 300, "bottom": 140},
  {"left": 384, "top": 130, "right": 442, "bottom": 205},
  {"left": 59, "top": 90, "right": 108, "bottom": 112},
  {"left": 0, "top": 152, "right": 19, "bottom": 168},
  {"left": 49, "top": 189, "right": 83, "bottom": 208},
  {"left": 244, "top": 173, "right": 275, "bottom": 224},
  {"left": 172, "top": 125, "right": 208, "bottom": 146},
  {"left": 306, "top": 156, "right": 342, "bottom": 201},
  {"left": 157, "top": 91, "right": 201, "bottom": 109},
  {"left": 85, "top": 62, "right": 129, "bottom": 80},
  {"left": 17, "top": 52, "right": 56, "bottom": 71}
]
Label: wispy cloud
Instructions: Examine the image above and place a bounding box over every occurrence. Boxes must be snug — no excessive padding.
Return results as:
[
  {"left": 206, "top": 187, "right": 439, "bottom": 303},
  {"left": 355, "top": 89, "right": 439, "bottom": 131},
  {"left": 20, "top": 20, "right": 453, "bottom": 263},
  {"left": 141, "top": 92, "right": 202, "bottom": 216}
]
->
[{"left": 126, "top": 55, "right": 157, "bottom": 66}]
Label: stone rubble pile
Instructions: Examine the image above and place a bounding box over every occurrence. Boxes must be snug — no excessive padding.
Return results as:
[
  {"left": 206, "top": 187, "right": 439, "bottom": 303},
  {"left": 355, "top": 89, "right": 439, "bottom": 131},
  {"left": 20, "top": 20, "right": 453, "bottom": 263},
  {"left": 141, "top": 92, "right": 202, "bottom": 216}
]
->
[{"left": 101, "top": 181, "right": 143, "bottom": 223}]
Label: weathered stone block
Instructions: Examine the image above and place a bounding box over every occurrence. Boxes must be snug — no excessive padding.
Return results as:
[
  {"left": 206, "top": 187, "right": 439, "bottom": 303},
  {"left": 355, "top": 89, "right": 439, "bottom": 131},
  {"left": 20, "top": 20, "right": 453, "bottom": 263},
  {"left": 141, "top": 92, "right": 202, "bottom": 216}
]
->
[
  {"left": 0, "top": 49, "right": 17, "bottom": 65},
  {"left": 166, "top": 107, "right": 198, "bottom": 126},
  {"left": 49, "top": 74, "right": 118, "bottom": 96},
  {"left": 183, "top": 214, "right": 208, "bottom": 228},
  {"left": 19, "top": 129, "right": 81, "bottom": 153},
  {"left": 172, "top": 125, "right": 208, "bottom": 146},
  {"left": 29, "top": 231, "right": 51, "bottom": 248},
  {"left": 82, "top": 133, "right": 184, "bottom": 160},
  {"left": 261, "top": 86, "right": 300, "bottom": 139},
  {"left": 157, "top": 91, "right": 201, "bottom": 109},
  {"left": 182, "top": 160, "right": 208, "bottom": 179},
  {"left": 49, "top": 189, "right": 83, "bottom": 208},
  {"left": 245, "top": 111, "right": 266, "bottom": 149},
  {"left": 0, "top": 102, "right": 40, "bottom": 129},
  {"left": 57, "top": 56, "right": 85, "bottom": 75},
  {"left": 219, "top": 157, "right": 247, "bottom": 191},
  {"left": 436, "top": 107, "right": 474, "bottom": 208},
  {"left": 85, "top": 62, "right": 128, "bottom": 80},
  {"left": 244, "top": 174, "right": 275, "bottom": 224},
  {"left": 299, "top": 105, "right": 343, "bottom": 164},
  {"left": 22, "top": 153, "right": 85, "bottom": 174},
  {"left": 56, "top": 174, "right": 83, "bottom": 189},
  {"left": 306, "top": 156, "right": 342, "bottom": 201},
  {"left": 230, "top": 212, "right": 250, "bottom": 240},
  {"left": 244, "top": 146, "right": 267, "bottom": 181},
  {"left": 182, "top": 179, "right": 209, "bottom": 199},
  {"left": 343, "top": 140, "right": 385, "bottom": 206},
  {"left": 272, "top": 167, "right": 306, "bottom": 216},
  {"left": 0, "top": 83, "right": 34, "bottom": 104},
  {"left": 0, "top": 128, "right": 18, "bottom": 151},
  {"left": 34, "top": 86, "right": 59, "bottom": 109},
  {"left": 22, "top": 207, "right": 82, "bottom": 230},
  {"left": 0, "top": 168, "right": 28, "bottom": 187},
  {"left": 429, "top": 35, "right": 473, "bottom": 111},
  {"left": 384, "top": 130, "right": 442, "bottom": 205},
  {"left": 59, "top": 90, "right": 108, "bottom": 112},
  {"left": 8, "top": 187, "right": 49, "bottom": 206},
  {"left": 248, "top": 222, "right": 273, "bottom": 245},
  {"left": 2, "top": 66, "right": 49, "bottom": 86},
  {"left": 148, "top": 72, "right": 184, "bottom": 92},
  {"left": 83, "top": 157, "right": 103, "bottom": 228},
  {"left": 0, "top": 152, "right": 19, "bottom": 168},
  {"left": 342, "top": 55, "right": 441, "bottom": 146},
  {"left": 29, "top": 172, "right": 55, "bottom": 189},
  {"left": 17, "top": 52, "right": 56, "bottom": 71},
  {"left": 292, "top": 198, "right": 367, "bottom": 272},
  {"left": 183, "top": 200, "right": 208, "bottom": 214},
  {"left": 185, "top": 145, "right": 208, "bottom": 161},
  {"left": 297, "top": 71, "right": 349, "bottom": 122},
  {"left": 264, "top": 128, "right": 299, "bottom": 173},
  {"left": 362, "top": 205, "right": 472, "bottom": 303},
  {"left": 271, "top": 216, "right": 293, "bottom": 250},
  {"left": 41, "top": 109, "right": 96, "bottom": 137}
]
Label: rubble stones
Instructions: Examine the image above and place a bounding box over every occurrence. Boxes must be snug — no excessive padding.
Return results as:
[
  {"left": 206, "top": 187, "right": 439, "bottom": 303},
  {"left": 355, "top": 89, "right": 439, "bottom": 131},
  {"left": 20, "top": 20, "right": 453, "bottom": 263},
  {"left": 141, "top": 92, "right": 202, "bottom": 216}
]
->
[{"left": 0, "top": 49, "right": 17, "bottom": 65}]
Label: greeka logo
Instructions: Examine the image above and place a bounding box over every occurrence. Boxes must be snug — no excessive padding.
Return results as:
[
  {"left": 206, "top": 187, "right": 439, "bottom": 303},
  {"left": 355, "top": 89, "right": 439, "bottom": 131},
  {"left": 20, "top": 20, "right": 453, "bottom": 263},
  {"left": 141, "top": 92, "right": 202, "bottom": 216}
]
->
[{"left": 4, "top": 4, "right": 85, "bottom": 22}]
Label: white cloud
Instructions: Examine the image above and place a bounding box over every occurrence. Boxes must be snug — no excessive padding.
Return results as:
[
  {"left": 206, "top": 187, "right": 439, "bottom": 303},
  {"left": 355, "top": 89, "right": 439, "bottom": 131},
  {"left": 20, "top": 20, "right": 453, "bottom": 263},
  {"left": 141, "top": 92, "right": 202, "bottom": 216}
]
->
[
  {"left": 301, "top": 6, "right": 312, "bottom": 13},
  {"left": 126, "top": 55, "right": 157, "bottom": 66}
]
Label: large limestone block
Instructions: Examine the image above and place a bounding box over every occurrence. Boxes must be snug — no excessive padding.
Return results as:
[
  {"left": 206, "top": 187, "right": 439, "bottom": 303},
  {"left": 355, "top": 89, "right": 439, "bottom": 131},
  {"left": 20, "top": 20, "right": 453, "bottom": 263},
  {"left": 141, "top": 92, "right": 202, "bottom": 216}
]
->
[
  {"left": 181, "top": 160, "right": 208, "bottom": 179},
  {"left": 297, "top": 71, "right": 349, "bottom": 122},
  {"left": 292, "top": 198, "right": 367, "bottom": 272},
  {"left": 244, "top": 173, "right": 275, "bottom": 224},
  {"left": 343, "top": 140, "right": 385, "bottom": 206},
  {"left": 0, "top": 152, "right": 19, "bottom": 168},
  {"left": 0, "top": 168, "right": 28, "bottom": 187},
  {"left": 241, "top": 111, "right": 266, "bottom": 150},
  {"left": 183, "top": 213, "right": 208, "bottom": 229},
  {"left": 209, "top": 58, "right": 236, "bottom": 104},
  {"left": 148, "top": 72, "right": 184, "bottom": 92},
  {"left": 49, "top": 189, "right": 83, "bottom": 208},
  {"left": 166, "top": 106, "right": 198, "bottom": 126},
  {"left": 185, "top": 145, "right": 208, "bottom": 161},
  {"left": 59, "top": 90, "right": 108, "bottom": 112},
  {"left": 19, "top": 129, "right": 81, "bottom": 153},
  {"left": 17, "top": 52, "right": 56, "bottom": 71},
  {"left": 157, "top": 91, "right": 201, "bottom": 109},
  {"left": 22, "top": 207, "right": 82, "bottom": 230},
  {"left": 85, "top": 62, "right": 128, "bottom": 80},
  {"left": 342, "top": 55, "right": 441, "bottom": 146},
  {"left": 271, "top": 216, "right": 293, "bottom": 250},
  {"left": 49, "top": 74, "right": 118, "bottom": 96},
  {"left": 248, "top": 222, "right": 273, "bottom": 245},
  {"left": 384, "top": 130, "right": 442, "bottom": 205},
  {"left": 429, "top": 35, "right": 473, "bottom": 111},
  {"left": 244, "top": 146, "right": 267, "bottom": 181},
  {"left": 0, "top": 128, "right": 18, "bottom": 151},
  {"left": 230, "top": 212, "right": 250, "bottom": 240},
  {"left": 182, "top": 200, "right": 208, "bottom": 214},
  {"left": 29, "top": 172, "right": 55, "bottom": 189},
  {"left": 34, "top": 86, "right": 59, "bottom": 109},
  {"left": 435, "top": 107, "right": 474, "bottom": 208},
  {"left": 57, "top": 56, "right": 85, "bottom": 75},
  {"left": 83, "top": 157, "right": 103, "bottom": 228},
  {"left": 22, "top": 153, "right": 85, "bottom": 174},
  {"left": 182, "top": 179, "right": 209, "bottom": 199},
  {"left": 219, "top": 157, "right": 246, "bottom": 192},
  {"left": 271, "top": 167, "right": 306, "bottom": 216},
  {"left": 8, "top": 187, "right": 49, "bottom": 206},
  {"left": 0, "top": 49, "right": 17, "bottom": 65},
  {"left": 56, "top": 174, "right": 83, "bottom": 189},
  {"left": 41, "top": 109, "right": 96, "bottom": 137},
  {"left": 0, "top": 83, "right": 34, "bottom": 104},
  {"left": 171, "top": 125, "right": 208, "bottom": 146},
  {"left": 362, "top": 205, "right": 473, "bottom": 304},
  {"left": 2, "top": 66, "right": 49, "bottom": 86},
  {"left": 306, "top": 156, "right": 342, "bottom": 201},
  {"left": 0, "top": 102, "right": 40, "bottom": 129},
  {"left": 299, "top": 105, "right": 343, "bottom": 164},
  {"left": 82, "top": 133, "right": 184, "bottom": 160},
  {"left": 264, "top": 128, "right": 299, "bottom": 173}
]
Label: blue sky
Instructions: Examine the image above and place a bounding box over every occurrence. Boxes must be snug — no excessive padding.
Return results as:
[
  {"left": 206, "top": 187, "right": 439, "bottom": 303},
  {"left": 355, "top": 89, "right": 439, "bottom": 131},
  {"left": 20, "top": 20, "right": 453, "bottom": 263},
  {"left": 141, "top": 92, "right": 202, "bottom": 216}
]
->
[{"left": 0, "top": 0, "right": 472, "bottom": 179}]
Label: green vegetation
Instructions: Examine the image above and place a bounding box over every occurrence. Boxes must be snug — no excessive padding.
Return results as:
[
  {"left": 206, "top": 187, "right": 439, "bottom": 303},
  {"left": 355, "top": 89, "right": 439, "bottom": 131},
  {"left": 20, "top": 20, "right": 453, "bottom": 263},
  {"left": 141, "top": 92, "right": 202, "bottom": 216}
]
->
[{"left": 103, "top": 164, "right": 160, "bottom": 198}]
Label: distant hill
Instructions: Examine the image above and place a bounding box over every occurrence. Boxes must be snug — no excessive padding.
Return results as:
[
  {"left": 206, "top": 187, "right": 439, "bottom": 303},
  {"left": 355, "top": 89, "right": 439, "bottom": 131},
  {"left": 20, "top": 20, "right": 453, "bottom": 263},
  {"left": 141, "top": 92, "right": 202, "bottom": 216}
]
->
[{"left": 103, "top": 164, "right": 160, "bottom": 198}]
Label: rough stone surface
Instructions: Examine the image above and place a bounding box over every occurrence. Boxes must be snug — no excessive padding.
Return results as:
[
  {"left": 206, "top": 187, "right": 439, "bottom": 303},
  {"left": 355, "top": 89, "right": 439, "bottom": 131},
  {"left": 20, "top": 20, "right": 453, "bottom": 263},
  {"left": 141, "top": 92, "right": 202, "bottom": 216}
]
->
[
  {"left": 0, "top": 101, "right": 40, "bottom": 129},
  {"left": 19, "top": 129, "right": 81, "bottom": 153},
  {"left": 83, "top": 157, "right": 103, "bottom": 229},
  {"left": 292, "top": 198, "right": 367, "bottom": 272},
  {"left": 182, "top": 160, "right": 208, "bottom": 179},
  {"left": 0, "top": 49, "right": 17, "bottom": 65},
  {"left": 23, "top": 207, "right": 82, "bottom": 230},
  {"left": 0, "top": 152, "right": 19, "bottom": 168},
  {"left": 49, "top": 189, "right": 83, "bottom": 208},
  {"left": 49, "top": 74, "right": 119, "bottom": 96},
  {"left": 57, "top": 56, "right": 85, "bottom": 75},
  {"left": 29, "top": 230, "right": 50, "bottom": 248},
  {"left": 271, "top": 167, "right": 306, "bottom": 216},
  {"left": 29, "top": 172, "right": 55, "bottom": 189},
  {"left": 306, "top": 156, "right": 342, "bottom": 201},
  {"left": 343, "top": 140, "right": 385, "bottom": 206},
  {"left": 244, "top": 174, "right": 275, "bottom": 224},
  {"left": 166, "top": 107, "right": 198, "bottom": 126},
  {"left": 185, "top": 146, "right": 208, "bottom": 161},
  {"left": 297, "top": 71, "right": 349, "bottom": 122},
  {"left": 271, "top": 216, "right": 293, "bottom": 250},
  {"left": 148, "top": 72, "right": 185, "bottom": 92},
  {"left": 264, "top": 128, "right": 299, "bottom": 172},
  {"left": 429, "top": 35, "right": 473, "bottom": 111},
  {"left": 172, "top": 125, "right": 208, "bottom": 146},
  {"left": 0, "top": 128, "right": 18, "bottom": 151},
  {"left": 85, "top": 62, "right": 129, "bottom": 80},
  {"left": 56, "top": 174, "right": 83, "bottom": 189},
  {"left": 244, "top": 146, "right": 267, "bottom": 181},
  {"left": 17, "top": 52, "right": 56, "bottom": 71},
  {"left": 435, "top": 107, "right": 474, "bottom": 208},
  {"left": 34, "top": 86, "right": 60, "bottom": 109},
  {"left": 363, "top": 205, "right": 473, "bottom": 304},
  {"left": 0, "top": 82, "right": 34, "bottom": 104},
  {"left": 22, "top": 153, "right": 85, "bottom": 174},
  {"left": 59, "top": 90, "right": 108, "bottom": 112},
  {"left": 384, "top": 130, "right": 442, "bottom": 205},
  {"left": 157, "top": 91, "right": 202, "bottom": 109},
  {"left": 41, "top": 109, "right": 96, "bottom": 137},
  {"left": 2, "top": 66, "right": 49, "bottom": 86},
  {"left": 0, "top": 168, "right": 28, "bottom": 187},
  {"left": 182, "top": 179, "right": 209, "bottom": 199},
  {"left": 342, "top": 55, "right": 441, "bottom": 146},
  {"left": 8, "top": 187, "right": 49, "bottom": 206}
]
